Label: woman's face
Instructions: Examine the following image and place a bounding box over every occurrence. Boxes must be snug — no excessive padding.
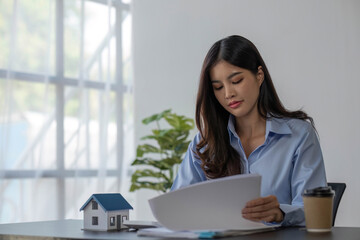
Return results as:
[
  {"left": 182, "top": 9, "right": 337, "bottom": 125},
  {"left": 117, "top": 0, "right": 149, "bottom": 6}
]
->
[{"left": 210, "top": 60, "right": 264, "bottom": 119}]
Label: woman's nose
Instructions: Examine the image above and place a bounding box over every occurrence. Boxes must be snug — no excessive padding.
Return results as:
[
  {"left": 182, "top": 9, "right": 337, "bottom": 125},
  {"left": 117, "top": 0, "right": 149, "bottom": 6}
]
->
[{"left": 225, "top": 86, "right": 235, "bottom": 99}]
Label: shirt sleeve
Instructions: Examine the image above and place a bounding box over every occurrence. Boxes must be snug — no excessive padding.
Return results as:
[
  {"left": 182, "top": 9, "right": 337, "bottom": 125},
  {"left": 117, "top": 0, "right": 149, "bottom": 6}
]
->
[
  {"left": 280, "top": 124, "right": 327, "bottom": 226},
  {"left": 171, "top": 133, "right": 207, "bottom": 191}
]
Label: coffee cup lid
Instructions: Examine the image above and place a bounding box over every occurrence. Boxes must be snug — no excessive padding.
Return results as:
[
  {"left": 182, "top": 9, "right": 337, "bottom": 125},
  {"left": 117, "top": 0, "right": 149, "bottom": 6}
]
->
[{"left": 302, "top": 186, "right": 335, "bottom": 197}]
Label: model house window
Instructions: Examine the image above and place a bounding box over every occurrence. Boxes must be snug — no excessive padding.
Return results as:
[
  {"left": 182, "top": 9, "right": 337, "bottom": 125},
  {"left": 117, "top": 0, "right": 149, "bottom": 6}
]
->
[
  {"left": 92, "top": 201, "right": 98, "bottom": 210},
  {"left": 110, "top": 217, "right": 115, "bottom": 226},
  {"left": 92, "top": 217, "right": 98, "bottom": 225},
  {"left": 122, "top": 215, "right": 127, "bottom": 222}
]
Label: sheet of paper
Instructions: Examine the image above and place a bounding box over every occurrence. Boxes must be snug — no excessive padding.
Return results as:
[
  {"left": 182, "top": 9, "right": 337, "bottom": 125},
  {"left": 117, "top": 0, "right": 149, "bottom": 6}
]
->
[
  {"left": 137, "top": 227, "right": 199, "bottom": 239},
  {"left": 149, "top": 173, "right": 272, "bottom": 231},
  {"left": 122, "top": 220, "right": 161, "bottom": 229},
  {"left": 137, "top": 226, "right": 277, "bottom": 239}
]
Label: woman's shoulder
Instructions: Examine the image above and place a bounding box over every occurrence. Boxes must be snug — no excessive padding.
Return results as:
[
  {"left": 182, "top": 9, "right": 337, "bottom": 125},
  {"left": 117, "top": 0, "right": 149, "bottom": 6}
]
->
[
  {"left": 189, "top": 132, "right": 210, "bottom": 155},
  {"left": 191, "top": 132, "right": 202, "bottom": 143},
  {"left": 272, "top": 117, "right": 315, "bottom": 135},
  {"left": 188, "top": 132, "right": 202, "bottom": 149},
  {"left": 285, "top": 117, "right": 313, "bottom": 128}
]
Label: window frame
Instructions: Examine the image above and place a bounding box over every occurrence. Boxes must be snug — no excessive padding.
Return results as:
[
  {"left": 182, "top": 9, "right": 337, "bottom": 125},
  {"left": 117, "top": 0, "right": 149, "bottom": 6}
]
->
[
  {"left": 92, "top": 201, "right": 98, "bottom": 210},
  {"left": 110, "top": 216, "right": 115, "bottom": 226},
  {"left": 92, "top": 216, "right": 98, "bottom": 225},
  {"left": 0, "top": 0, "right": 131, "bottom": 221}
]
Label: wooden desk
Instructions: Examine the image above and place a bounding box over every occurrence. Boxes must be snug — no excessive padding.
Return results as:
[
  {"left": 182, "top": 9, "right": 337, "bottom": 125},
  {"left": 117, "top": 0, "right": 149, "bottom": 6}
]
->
[{"left": 0, "top": 219, "right": 359, "bottom": 240}]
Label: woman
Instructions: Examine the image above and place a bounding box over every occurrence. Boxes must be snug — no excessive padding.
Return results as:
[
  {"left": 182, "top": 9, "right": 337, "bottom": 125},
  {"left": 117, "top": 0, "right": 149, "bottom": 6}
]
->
[{"left": 171, "top": 35, "right": 327, "bottom": 226}]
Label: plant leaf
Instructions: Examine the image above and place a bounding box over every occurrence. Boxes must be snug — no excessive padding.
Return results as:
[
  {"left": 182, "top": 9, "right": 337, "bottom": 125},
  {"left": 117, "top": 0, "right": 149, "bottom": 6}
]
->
[
  {"left": 136, "top": 144, "right": 161, "bottom": 157},
  {"left": 162, "top": 156, "right": 182, "bottom": 166},
  {"left": 131, "top": 158, "right": 172, "bottom": 170},
  {"left": 142, "top": 109, "right": 171, "bottom": 125},
  {"left": 129, "top": 182, "right": 168, "bottom": 193},
  {"left": 131, "top": 169, "right": 169, "bottom": 182},
  {"left": 174, "top": 141, "right": 190, "bottom": 155},
  {"left": 129, "top": 169, "right": 171, "bottom": 193},
  {"left": 165, "top": 113, "right": 194, "bottom": 131}
]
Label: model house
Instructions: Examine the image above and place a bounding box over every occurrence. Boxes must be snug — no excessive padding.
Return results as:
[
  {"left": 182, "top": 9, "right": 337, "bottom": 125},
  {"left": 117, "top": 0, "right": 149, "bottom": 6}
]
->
[{"left": 80, "top": 193, "right": 133, "bottom": 231}]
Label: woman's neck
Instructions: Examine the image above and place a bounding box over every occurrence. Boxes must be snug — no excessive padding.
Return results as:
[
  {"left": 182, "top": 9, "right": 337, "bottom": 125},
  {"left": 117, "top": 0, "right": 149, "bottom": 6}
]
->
[
  {"left": 235, "top": 111, "right": 266, "bottom": 158},
  {"left": 235, "top": 112, "right": 266, "bottom": 140}
]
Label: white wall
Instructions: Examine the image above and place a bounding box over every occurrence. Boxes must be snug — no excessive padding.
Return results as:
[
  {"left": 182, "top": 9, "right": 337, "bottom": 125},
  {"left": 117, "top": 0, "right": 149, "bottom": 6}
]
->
[{"left": 132, "top": 0, "right": 360, "bottom": 227}]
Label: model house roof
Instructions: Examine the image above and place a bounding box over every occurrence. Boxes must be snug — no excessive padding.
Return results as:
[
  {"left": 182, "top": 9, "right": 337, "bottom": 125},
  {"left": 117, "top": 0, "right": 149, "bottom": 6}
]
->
[{"left": 80, "top": 193, "right": 133, "bottom": 212}]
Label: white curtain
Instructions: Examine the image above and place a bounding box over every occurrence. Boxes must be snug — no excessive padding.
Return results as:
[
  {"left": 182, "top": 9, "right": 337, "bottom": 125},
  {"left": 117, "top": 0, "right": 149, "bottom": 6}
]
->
[{"left": 0, "top": 0, "right": 134, "bottom": 223}]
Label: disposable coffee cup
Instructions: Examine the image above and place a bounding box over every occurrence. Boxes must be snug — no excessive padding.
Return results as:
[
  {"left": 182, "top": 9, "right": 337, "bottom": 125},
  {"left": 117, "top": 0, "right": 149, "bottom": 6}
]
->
[{"left": 302, "top": 186, "right": 334, "bottom": 232}]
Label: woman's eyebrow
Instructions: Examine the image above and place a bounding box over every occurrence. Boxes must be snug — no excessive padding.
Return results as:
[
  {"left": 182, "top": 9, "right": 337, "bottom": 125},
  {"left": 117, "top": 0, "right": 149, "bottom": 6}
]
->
[
  {"left": 227, "top": 72, "right": 242, "bottom": 80},
  {"left": 211, "top": 72, "right": 243, "bottom": 83}
]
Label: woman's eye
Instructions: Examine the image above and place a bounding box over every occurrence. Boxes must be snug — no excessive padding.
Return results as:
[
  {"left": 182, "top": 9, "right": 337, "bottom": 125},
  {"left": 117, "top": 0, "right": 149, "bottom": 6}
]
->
[
  {"left": 214, "top": 86, "right": 223, "bottom": 90},
  {"left": 232, "top": 79, "right": 243, "bottom": 84}
]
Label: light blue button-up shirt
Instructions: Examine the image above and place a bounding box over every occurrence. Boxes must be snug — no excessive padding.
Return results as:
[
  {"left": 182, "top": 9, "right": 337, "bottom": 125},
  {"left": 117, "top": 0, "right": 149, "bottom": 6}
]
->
[{"left": 171, "top": 116, "right": 327, "bottom": 226}]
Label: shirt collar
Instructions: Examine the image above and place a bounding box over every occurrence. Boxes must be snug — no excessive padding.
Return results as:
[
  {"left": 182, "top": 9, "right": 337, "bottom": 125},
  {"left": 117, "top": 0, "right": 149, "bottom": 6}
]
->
[
  {"left": 227, "top": 115, "right": 292, "bottom": 139},
  {"left": 227, "top": 115, "right": 237, "bottom": 137},
  {"left": 265, "top": 117, "right": 292, "bottom": 137}
]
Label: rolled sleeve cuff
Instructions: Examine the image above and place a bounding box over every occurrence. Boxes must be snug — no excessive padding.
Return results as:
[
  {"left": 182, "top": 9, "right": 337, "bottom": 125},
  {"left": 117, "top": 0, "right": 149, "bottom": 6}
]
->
[{"left": 279, "top": 204, "right": 305, "bottom": 226}]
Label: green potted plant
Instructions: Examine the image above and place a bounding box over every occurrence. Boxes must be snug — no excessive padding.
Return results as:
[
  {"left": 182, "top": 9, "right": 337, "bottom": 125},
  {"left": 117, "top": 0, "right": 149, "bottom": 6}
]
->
[{"left": 129, "top": 109, "right": 194, "bottom": 193}]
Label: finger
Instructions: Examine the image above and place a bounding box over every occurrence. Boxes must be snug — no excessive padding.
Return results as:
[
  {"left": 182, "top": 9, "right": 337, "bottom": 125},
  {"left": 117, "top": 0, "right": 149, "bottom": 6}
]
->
[
  {"left": 258, "top": 215, "right": 278, "bottom": 223},
  {"left": 245, "top": 195, "right": 277, "bottom": 208},
  {"left": 244, "top": 215, "right": 276, "bottom": 223},
  {"left": 243, "top": 208, "right": 274, "bottom": 219},
  {"left": 242, "top": 199, "right": 279, "bottom": 214},
  {"left": 243, "top": 208, "right": 283, "bottom": 222}
]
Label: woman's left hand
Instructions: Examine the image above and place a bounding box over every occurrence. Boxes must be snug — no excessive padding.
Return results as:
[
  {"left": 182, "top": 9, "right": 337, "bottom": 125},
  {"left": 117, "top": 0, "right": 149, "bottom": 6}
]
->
[{"left": 241, "top": 195, "right": 284, "bottom": 223}]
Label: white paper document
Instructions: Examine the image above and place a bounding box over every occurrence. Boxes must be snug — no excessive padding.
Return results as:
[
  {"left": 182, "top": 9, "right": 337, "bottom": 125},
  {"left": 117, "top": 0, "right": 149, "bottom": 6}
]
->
[
  {"left": 122, "top": 220, "right": 161, "bottom": 229},
  {"left": 148, "top": 173, "right": 276, "bottom": 232},
  {"left": 137, "top": 226, "right": 276, "bottom": 239}
]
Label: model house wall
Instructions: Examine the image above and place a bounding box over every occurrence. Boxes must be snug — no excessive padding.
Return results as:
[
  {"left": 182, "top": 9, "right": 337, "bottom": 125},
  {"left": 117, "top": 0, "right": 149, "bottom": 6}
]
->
[
  {"left": 106, "top": 210, "right": 130, "bottom": 230},
  {"left": 80, "top": 193, "right": 133, "bottom": 231},
  {"left": 83, "top": 200, "right": 108, "bottom": 231}
]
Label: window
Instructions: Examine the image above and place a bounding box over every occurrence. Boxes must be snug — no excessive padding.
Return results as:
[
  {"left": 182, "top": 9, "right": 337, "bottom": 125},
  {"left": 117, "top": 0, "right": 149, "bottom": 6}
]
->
[
  {"left": 110, "top": 216, "right": 115, "bottom": 226},
  {"left": 0, "top": 0, "right": 134, "bottom": 223},
  {"left": 92, "top": 216, "right": 98, "bottom": 225},
  {"left": 92, "top": 201, "right": 98, "bottom": 210},
  {"left": 122, "top": 215, "right": 127, "bottom": 222}
]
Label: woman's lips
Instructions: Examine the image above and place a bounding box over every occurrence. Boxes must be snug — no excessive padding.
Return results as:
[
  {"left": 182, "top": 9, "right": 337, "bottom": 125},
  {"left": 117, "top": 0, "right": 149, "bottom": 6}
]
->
[{"left": 228, "top": 101, "right": 243, "bottom": 109}]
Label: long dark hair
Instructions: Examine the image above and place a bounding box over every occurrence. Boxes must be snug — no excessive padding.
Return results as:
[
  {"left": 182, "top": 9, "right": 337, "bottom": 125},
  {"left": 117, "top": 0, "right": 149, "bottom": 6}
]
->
[{"left": 195, "top": 35, "right": 314, "bottom": 179}]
